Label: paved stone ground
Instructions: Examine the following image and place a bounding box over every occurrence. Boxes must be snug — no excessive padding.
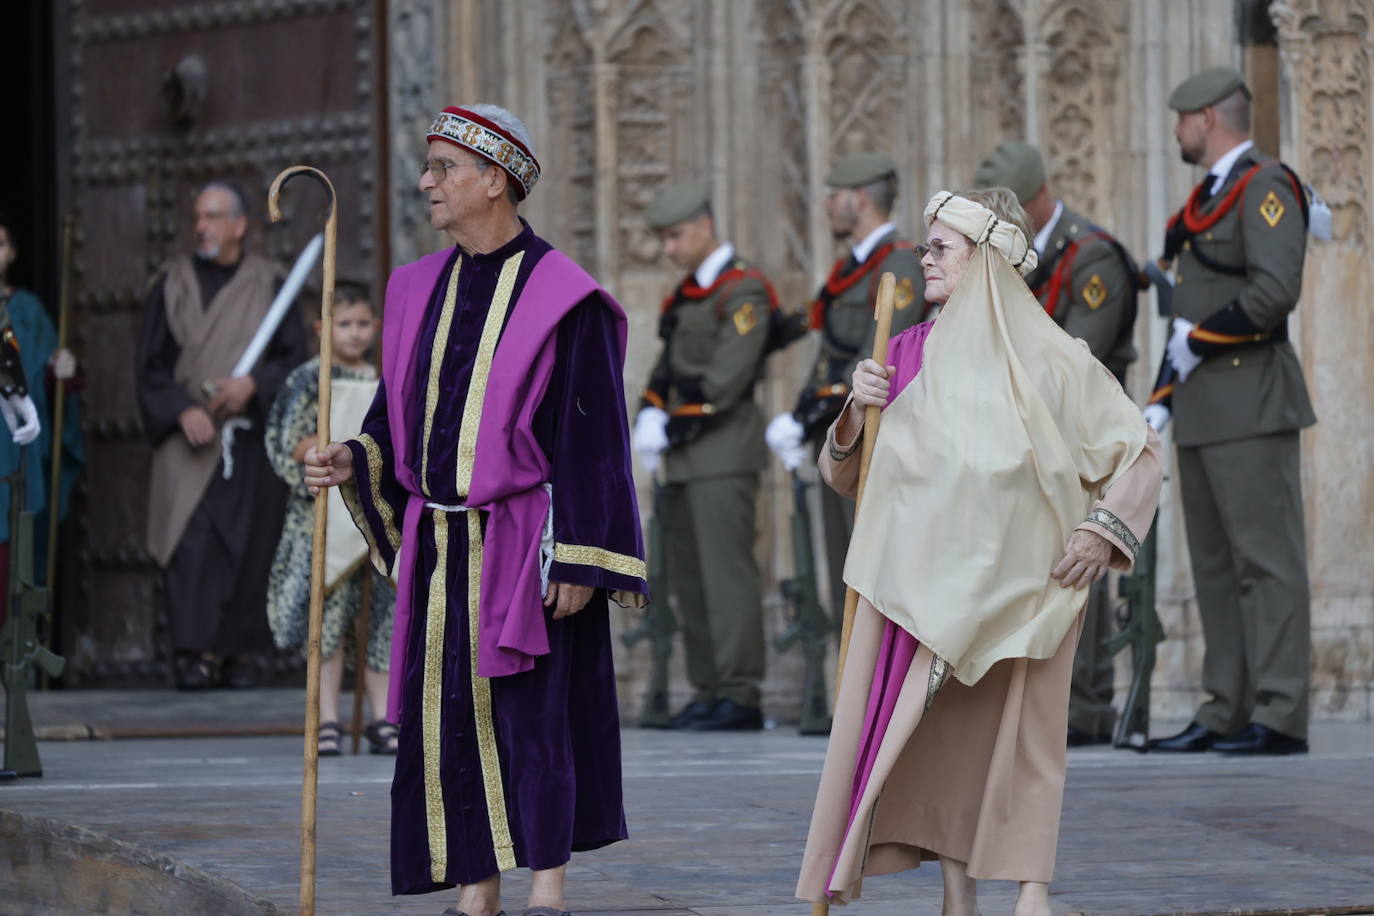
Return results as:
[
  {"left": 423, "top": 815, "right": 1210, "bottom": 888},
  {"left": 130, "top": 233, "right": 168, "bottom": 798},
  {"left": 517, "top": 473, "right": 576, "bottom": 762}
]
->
[{"left": 3, "top": 691, "right": 1374, "bottom": 915}]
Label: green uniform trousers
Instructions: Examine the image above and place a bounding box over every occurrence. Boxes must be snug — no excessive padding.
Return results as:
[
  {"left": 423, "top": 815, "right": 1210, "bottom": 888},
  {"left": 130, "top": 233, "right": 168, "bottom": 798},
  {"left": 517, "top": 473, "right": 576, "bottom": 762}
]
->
[
  {"left": 1068, "top": 577, "right": 1117, "bottom": 737},
  {"left": 662, "top": 474, "right": 765, "bottom": 709},
  {"left": 1178, "top": 431, "right": 1310, "bottom": 738}
]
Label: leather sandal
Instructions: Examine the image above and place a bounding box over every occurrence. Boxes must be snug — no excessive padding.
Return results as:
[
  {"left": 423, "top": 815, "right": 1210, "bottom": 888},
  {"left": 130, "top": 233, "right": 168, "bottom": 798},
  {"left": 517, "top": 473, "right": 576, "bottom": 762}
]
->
[
  {"left": 317, "top": 721, "right": 343, "bottom": 758},
  {"left": 364, "top": 719, "right": 399, "bottom": 755},
  {"left": 522, "top": 908, "right": 571, "bottom": 916},
  {"left": 440, "top": 910, "right": 506, "bottom": 916}
]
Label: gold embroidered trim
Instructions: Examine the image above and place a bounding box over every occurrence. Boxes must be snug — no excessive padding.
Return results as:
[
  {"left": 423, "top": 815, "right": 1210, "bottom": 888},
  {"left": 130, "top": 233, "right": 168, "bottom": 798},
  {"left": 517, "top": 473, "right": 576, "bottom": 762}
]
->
[
  {"left": 1085, "top": 506, "right": 1139, "bottom": 557},
  {"left": 358, "top": 433, "right": 402, "bottom": 555},
  {"left": 467, "top": 511, "right": 517, "bottom": 871},
  {"left": 455, "top": 251, "right": 525, "bottom": 497},
  {"left": 339, "top": 478, "right": 385, "bottom": 575},
  {"left": 421, "top": 256, "right": 464, "bottom": 498},
  {"left": 553, "top": 542, "right": 647, "bottom": 580},
  {"left": 422, "top": 511, "right": 450, "bottom": 882},
  {"left": 926, "top": 654, "right": 951, "bottom": 711}
]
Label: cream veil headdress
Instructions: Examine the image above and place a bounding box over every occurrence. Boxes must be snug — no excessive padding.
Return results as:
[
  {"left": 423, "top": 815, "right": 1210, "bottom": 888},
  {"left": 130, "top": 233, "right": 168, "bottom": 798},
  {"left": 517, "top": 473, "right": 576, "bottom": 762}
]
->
[{"left": 842, "top": 191, "right": 1148, "bottom": 685}]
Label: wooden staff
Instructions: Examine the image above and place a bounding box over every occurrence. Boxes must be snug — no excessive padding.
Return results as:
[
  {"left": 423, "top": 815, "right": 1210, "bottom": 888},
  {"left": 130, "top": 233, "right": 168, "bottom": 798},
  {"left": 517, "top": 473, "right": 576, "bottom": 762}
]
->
[
  {"left": 41, "top": 212, "right": 75, "bottom": 686},
  {"left": 349, "top": 573, "right": 372, "bottom": 755},
  {"left": 812, "top": 271, "right": 897, "bottom": 916},
  {"left": 268, "top": 165, "right": 337, "bottom": 916}
]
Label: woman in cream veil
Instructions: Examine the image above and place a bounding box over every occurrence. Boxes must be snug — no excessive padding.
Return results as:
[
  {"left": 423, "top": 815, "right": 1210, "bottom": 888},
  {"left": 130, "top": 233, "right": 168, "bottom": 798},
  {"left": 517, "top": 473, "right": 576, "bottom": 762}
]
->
[{"left": 795, "top": 188, "right": 1163, "bottom": 916}]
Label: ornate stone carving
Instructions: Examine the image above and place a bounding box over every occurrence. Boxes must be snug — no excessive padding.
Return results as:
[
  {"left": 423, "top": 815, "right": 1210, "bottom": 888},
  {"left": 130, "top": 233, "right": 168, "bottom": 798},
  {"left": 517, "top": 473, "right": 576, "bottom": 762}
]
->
[
  {"left": 1038, "top": 0, "right": 1125, "bottom": 215},
  {"left": 545, "top": 0, "right": 598, "bottom": 268},
  {"left": 388, "top": 0, "right": 445, "bottom": 267},
  {"left": 822, "top": 0, "right": 905, "bottom": 158},
  {"left": 1273, "top": 0, "right": 1372, "bottom": 246},
  {"left": 607, "top": 0, "right": 694, "bottom": 268},
  {"left": 754, "top": 0, "right": 811, "bottom": 274},
  {"left": 970, "top": 0, "right": 1027, "bottom": 142}
]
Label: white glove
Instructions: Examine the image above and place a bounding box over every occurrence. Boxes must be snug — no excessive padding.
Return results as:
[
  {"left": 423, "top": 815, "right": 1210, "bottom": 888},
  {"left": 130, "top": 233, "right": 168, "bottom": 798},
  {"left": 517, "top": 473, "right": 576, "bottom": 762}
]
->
[
  {"left": 1167, "top": 317, "right": 1203, "bottom": 383},
  {"left": 632, "top": 407, "right": 669, "bottom": 472},
  {"left": 765, "top": 411, "right": 809, "bottom": 470},
  {"left": 1143, "top": 403, "right": 1171, "bottom": 433},
  {"left": 0, "top": 393, "right": 40, "bottom": 446}
]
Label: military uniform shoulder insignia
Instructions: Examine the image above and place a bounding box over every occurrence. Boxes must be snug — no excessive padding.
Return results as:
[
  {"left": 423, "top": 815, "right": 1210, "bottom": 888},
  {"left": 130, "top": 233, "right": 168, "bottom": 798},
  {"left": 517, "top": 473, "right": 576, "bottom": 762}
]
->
[
  {"left": 894, "top": 276, "right": 915, "bottom": 310},
  {"left": 733, "top": 302, "right": 758, "bottom": 336},
  {"left": 1082, "top": 274, "right": 1107, "bottom": 310},
  {"left": 1259, "top": 190, "right": 1286, "bottom": 228}
]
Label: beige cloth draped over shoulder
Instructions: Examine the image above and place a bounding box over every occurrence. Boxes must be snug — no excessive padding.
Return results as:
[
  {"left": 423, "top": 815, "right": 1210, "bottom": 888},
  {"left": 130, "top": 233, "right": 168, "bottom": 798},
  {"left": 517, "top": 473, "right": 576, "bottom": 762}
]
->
[
  {"left": 146, "top": 254, "right": 282, "bottom": 567},
  {"left": 843, "top": 192, "right": 1149, "bottom": 686}
]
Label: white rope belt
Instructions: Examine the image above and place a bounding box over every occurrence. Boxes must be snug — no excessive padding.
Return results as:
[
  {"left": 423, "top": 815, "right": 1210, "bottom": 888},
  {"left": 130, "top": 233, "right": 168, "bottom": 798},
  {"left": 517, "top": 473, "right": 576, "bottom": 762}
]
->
[
  {"left": 422, "top": 484, "right": 556, "bottom": 594},
  {"left": 219, "top": 418, "right": 253, "bottom": 480}
]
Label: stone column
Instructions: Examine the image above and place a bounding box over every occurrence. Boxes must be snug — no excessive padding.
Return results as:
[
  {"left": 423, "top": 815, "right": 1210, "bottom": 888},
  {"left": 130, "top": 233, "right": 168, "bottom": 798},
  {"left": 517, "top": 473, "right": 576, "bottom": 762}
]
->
[{"left": 1272, "top": 0, "right": 1374, "bottom": 721}]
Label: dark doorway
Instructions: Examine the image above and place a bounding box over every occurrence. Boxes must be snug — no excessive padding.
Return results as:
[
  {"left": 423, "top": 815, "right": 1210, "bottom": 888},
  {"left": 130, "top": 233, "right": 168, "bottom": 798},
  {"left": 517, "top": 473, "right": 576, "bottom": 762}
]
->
[{"left": 1, "top": 0, "right": 59, "bottom": 309}]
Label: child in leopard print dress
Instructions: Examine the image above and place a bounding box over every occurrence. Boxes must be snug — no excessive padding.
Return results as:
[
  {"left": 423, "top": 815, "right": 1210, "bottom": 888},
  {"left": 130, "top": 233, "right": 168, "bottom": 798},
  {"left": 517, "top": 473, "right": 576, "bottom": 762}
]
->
[{"left": 265, "top": 282, "right": 397, "bottom": 755}]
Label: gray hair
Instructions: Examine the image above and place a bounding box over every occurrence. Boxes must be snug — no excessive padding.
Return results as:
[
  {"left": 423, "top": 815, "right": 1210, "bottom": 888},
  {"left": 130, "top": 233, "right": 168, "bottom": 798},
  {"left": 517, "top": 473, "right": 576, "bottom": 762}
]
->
[
  {"left": 860, "top": 174, "right": 899, "bottom": 216},
  {"left": 952, "top": 186, "right": 1034, "bottom": 246},
  {"left": 198, "top": 180, "right": 247, "bottom": 219},
  {"left": 461, "top": 103, "right": 536, "bottom": 205},
  {"left": 1212, "top": 87, "right": 1251, "bottom": 134}
]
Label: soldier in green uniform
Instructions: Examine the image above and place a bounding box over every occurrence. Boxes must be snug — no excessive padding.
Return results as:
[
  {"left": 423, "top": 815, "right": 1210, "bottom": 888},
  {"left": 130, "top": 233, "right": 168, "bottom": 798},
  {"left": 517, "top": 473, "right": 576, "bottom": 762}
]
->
[
  {"left": 766, "top": 153, "right": 926, "bottom": 618},
  {"left": 633, "top": 182, "right": 773, "bottom": 730},
  {"left": 974, "top": 141, "right": 1140, "bottom": 746},
  {"left": 1145, "top": 68, "right": 1315, "bottom": 755}
]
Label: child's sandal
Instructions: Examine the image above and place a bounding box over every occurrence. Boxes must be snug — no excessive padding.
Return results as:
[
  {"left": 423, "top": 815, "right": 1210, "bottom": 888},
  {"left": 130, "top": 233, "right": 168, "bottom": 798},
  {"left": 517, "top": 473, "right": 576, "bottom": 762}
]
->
[
  {"left": 364, "top": 720, "right": 399, "bottom": 755},
  {"left": 317, "top": 720, "right": 343, "bottom": 757}
]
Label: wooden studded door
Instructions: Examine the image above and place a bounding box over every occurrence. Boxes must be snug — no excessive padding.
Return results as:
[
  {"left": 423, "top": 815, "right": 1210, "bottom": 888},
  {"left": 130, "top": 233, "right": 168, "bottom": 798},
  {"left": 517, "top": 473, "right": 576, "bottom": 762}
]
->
[{"left": 55, "top": 0, "right": 387, "bottom": 686}]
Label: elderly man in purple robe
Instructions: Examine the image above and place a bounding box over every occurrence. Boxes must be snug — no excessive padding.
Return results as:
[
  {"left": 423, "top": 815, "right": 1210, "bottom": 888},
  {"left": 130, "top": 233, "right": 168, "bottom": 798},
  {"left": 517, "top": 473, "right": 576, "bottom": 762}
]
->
[{"left": 305, "top": 103, "right": 648, "bottom": 916}]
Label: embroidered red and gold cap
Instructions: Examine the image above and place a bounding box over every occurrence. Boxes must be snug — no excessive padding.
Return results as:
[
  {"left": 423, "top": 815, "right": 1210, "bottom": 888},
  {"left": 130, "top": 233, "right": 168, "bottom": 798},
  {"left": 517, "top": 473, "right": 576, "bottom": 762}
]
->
[{"left": 427, "top": 105, "right": 541, "bottom": 200}]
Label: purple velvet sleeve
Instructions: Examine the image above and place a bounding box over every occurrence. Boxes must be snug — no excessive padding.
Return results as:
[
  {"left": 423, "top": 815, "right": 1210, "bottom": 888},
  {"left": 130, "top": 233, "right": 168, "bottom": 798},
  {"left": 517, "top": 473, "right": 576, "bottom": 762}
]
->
[
  {"left": 341, "top": 377, "right": 407, "bottom": 575},
  {"left": 537, "top": 296, "right": 649, "bottom": 598}
]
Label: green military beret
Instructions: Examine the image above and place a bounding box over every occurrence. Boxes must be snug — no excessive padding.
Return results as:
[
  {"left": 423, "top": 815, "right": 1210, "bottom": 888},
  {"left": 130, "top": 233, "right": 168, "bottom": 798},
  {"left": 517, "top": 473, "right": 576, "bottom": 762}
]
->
[
  {"left": 826, "top": 152, "right": 897, "bottom": 188},
  {"left": 973, "top": 140, "right": 1046, "bottom": 205},
  {"left": 1169, "top": 66, "right": 1249, "bottom": 112},
  {"left": 644, "top": 181, "right": 711, "bottom": 230}
]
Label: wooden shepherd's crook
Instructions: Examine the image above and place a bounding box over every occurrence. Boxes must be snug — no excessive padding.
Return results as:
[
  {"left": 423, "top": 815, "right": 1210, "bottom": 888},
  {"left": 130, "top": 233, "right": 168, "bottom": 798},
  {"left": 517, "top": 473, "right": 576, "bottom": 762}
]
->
[
  {"left": 811, "top": 271, "right": 898, "bottom": 916},
  {"left": 268, "top": 165, "right": 337, "bottom": 916}
]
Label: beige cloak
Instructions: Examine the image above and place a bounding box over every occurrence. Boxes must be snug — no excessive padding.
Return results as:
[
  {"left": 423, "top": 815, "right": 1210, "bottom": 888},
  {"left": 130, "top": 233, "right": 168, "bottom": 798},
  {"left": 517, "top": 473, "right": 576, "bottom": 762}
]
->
[{"left": 797, "top": 191, "right": 1163, "bottom": 901}]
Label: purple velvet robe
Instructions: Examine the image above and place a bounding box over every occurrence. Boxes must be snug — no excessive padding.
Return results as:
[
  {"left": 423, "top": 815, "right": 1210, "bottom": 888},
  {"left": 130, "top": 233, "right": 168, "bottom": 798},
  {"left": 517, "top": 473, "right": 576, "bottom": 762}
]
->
[{"left": 341, "top": 222, "right": 647, "bottom": 894}]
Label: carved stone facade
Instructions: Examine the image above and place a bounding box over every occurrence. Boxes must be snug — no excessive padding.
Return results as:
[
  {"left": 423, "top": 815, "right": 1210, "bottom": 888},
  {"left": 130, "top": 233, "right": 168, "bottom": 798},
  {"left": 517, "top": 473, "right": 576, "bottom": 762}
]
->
[
  {"left": 1272, "top": 0, "right": 1374, "bottom": 721},
  {"left": 384, "top": 0, "right": 1374, "bottom": 724}
]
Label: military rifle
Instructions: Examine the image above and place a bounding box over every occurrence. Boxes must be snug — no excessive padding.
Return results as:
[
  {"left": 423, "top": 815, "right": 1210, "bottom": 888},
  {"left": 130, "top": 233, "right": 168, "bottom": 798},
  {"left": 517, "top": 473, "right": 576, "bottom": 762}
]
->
[
  {"left": 1, "top": 460, "right": 65, "bottom": 779},
  {"left": 774, "top": 471, "right": 832, "bottom": 735},
  {"left": 1104, "top": 525, "right": 1161, "bottom": 751},
  {"left": 620, "top": 478, "right": 675, "bottom": 728}
]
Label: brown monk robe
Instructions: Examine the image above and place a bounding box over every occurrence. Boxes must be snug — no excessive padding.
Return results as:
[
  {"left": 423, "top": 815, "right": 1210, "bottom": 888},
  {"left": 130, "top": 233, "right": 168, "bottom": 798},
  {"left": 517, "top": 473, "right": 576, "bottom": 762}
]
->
[{"left": 135, "top": 251, "right": 305, "bottom": 686}]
